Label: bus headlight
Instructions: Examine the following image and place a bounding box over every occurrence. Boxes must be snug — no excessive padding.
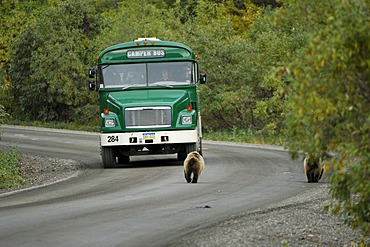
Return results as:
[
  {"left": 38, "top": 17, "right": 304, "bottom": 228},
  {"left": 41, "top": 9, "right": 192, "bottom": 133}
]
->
[
  {"left": 105, "top": 118, "right": 116, "bottom": 127},
  {"left": 181, "top": 116, "right": 192, "bottom": 125}
]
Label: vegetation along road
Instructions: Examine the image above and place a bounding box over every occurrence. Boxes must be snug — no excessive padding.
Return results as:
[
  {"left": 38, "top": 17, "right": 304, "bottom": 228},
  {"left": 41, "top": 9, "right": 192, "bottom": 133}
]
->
[{"left": 0, "top": 125, "right": 315, "bottom": 247}]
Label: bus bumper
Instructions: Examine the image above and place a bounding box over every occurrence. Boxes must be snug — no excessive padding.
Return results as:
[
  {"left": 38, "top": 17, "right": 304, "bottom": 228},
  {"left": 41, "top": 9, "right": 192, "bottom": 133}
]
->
[{"left": 100, "top": 129, "right": 198, "bottom": 146}]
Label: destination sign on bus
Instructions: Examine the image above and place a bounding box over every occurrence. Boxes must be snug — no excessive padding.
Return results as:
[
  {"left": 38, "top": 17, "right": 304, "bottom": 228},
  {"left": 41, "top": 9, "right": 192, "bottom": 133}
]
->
[{"left": 127, "top": 49, "right": 165, "bottom": 58}]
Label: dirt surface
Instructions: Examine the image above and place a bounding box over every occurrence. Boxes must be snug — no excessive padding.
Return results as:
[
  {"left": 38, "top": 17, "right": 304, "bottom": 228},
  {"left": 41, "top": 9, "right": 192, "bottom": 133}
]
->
[{"left": 1, "top": 154, "right": 368, "bottom": 246}]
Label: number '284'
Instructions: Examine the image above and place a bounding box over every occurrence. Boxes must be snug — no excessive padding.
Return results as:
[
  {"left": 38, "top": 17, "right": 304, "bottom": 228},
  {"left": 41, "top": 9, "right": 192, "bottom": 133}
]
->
[{"left": 107, "top": 136, "right": 119, "bottom": 143}]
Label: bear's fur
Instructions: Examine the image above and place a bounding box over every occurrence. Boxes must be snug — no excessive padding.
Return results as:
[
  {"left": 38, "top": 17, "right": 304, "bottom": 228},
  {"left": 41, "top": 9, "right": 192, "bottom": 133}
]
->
[
  {"left": 184, "top": 151, "right": 204, "bottom": 183},
  {"left": 304, "top": 154, "right": 325, "bottom": 183}
]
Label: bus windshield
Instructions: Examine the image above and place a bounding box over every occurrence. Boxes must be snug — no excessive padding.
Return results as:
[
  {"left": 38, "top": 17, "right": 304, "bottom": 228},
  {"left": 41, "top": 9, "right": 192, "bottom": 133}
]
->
[{"left": 102, "top": 61, "right": 195, "bottom": 88}]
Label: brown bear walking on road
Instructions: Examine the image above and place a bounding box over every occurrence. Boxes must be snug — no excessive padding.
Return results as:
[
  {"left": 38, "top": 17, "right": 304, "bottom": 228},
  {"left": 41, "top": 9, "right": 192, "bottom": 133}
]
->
[{"left": 184, "top": 151, "right": 204, "bottom": 183}]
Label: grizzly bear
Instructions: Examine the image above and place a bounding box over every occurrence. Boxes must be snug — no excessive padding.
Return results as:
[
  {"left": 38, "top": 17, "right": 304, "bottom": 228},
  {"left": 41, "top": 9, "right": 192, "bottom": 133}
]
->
[
  {"left": 304, "top": 154, "right": 325, "bottom": 183},
  {"left": 184, "top": 151, "right": 204, "bottom": 183}
]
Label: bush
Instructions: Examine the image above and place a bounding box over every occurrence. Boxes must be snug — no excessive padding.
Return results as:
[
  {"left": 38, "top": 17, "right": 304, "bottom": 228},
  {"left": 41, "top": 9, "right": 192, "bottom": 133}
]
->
[
  {"left": 0, "top": 105, "right": 7, "bottom": 126},
  {"left": 0, "top": 147, "right": 23, "bottom": 189}
]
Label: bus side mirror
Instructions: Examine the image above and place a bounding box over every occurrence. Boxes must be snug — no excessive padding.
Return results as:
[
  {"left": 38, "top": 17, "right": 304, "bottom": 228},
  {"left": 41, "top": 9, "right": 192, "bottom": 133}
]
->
[
  {"left": 89, "top": 80, "right": 96, "bottom": 91},
  {"left": 89, "top": 67, "right": 95, "bottom": 78},
  {"left": 199, "top": 72, "right": 206, "bottom": 84}
]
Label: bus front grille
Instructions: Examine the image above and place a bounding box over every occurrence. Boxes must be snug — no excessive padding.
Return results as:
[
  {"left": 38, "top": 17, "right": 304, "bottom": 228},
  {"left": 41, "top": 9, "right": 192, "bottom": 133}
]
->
[{"left": 125, "top": 106, "right": 171, "bottom": 128}]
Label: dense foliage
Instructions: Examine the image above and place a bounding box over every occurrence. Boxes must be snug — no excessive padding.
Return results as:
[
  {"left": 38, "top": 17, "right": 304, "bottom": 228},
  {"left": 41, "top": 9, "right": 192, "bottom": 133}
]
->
[
  {"left": 0, "top": 0, "right": 368, "bottom": 238},
  {"left": 8, "top": 1, "right": 101, "bottom": 123},
  {"left": 278, "top": 0, "right": 370, "bottom": 237}
]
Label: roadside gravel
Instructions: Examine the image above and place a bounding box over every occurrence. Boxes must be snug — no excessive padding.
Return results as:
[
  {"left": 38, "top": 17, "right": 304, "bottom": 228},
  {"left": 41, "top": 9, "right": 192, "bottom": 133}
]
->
[
  {"left": 1, "top": 154, "right": 368, "bottom": 246},
  {"left": 169, "top": 183, "right": 368, "bottom": 247},
  {"left": 0, "top": 154, "right": 86, "bottom": 195}
]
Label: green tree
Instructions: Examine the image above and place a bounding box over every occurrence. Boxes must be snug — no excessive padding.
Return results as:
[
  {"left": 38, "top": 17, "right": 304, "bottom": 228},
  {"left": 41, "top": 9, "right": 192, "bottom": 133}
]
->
[
  {"left": 96, "top": 0, "right": 183, "bottom": 46},
  {"left": 170, "top": 0, "right": 266, "bottom": 132},
  {"left": 178, "top": 1, "right": 299, "bottom": 135},
  {"left": 279, "top": 0, "right": 369, "bottom": 238},
  {"left": 248, "top": 3, "right": 309, "bottom": 137},
  {"left": 10, "top": 0, "right": 102, "bottom": 123},
  {"left": 0, "top": 1, "right": 43, "bottom": 110}
]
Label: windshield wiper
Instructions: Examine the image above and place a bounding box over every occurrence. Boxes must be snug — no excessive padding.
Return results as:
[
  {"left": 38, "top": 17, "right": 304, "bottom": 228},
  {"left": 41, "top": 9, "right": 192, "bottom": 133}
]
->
[
  {"left": 122, "top": 84, "right": 141, "bottom": 90},
  {"left": 149, "top": 81, "right": 173, "bottom": 88},
  {"left": 150, "top": 84, "right": 173, "bottom": 88},
  {"left": 122, "top": 83, "right": 174, "bottom": 90}
]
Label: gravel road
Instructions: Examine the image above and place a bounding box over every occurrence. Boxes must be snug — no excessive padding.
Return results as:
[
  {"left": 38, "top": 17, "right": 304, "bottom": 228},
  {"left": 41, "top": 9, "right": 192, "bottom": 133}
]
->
[{"left": 1, "top": 154, "right": 368, "bottom": 246}]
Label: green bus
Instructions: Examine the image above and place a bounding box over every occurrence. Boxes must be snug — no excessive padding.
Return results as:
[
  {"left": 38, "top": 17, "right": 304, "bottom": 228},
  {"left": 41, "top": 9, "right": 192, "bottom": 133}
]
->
[{"left": 89, "top": 38, "right": 206, "bottom": 168}]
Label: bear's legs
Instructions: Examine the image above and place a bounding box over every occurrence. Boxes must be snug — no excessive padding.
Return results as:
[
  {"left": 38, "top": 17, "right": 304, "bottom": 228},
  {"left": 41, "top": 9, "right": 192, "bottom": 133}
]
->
[
  {"left": 185, "top": 171, "right": 192, "bottom": 183},
  {"left": 318, "top": 167, "right": 324, "bottom": 181},
  {"left": 192, "top": 174, "right": 198, "bottom": 183},
  {"left": 307, "top": 167, "right": 322, "bottom": 183},
  {"left": 306, "top": 170, "right": 314, "bottom": 183}
]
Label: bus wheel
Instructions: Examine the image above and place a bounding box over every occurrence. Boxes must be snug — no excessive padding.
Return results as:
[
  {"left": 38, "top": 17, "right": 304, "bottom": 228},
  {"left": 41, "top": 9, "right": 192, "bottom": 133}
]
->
[
  {"left": 101, "top": 146, "right": 116, "bottom": 168},
  {"left": 186, "top": 143, "right": 197, "bottom": 153},
  {"left": 177, "top": 152, "right": 187, "bottom": 161},
  {"left": 177, "top": 143, "right": 196, "bottom": 161},
  {"left": 118, "top": 155, "right": 130, "bottom": 164},
  {"left": 197, "top": 139, "right": 203, "bottom": 156}
]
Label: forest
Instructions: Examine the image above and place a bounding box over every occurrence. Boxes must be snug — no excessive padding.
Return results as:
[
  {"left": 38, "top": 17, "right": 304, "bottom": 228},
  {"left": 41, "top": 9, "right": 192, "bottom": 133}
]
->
[{"left": 0, "top": 0, "right": 369, "bottom": 239}]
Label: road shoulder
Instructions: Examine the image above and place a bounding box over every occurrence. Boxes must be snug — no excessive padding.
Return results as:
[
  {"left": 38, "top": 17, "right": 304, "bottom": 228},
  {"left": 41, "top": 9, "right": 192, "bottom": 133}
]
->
[
  {"left": 168, "top": 184, "right": 367, "bottom": 246},
  {"left": 0, "top": 154, "right": 85, "bottom": 196}
]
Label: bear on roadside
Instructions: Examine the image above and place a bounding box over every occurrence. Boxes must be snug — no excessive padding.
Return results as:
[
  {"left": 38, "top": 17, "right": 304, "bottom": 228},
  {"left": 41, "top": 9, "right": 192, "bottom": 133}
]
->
[
  {"left": 304, "top": 154, "right": 325, "bottom": 183},
  {"left": 184, "top": 151, "right": 204, "bottom": 183}
]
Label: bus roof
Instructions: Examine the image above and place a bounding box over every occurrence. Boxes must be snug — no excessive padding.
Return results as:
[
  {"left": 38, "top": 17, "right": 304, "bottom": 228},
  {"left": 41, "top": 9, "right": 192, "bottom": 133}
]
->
[{"left": 97, "top": 38, "right": 198, "bottom": 64}]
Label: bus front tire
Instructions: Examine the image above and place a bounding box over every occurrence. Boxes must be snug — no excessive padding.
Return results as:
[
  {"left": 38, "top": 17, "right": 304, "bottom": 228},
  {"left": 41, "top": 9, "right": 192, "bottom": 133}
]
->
[
  {"left": 118, "top": 154, "right": 130, "bottom": 164},
  {"left": 177, "top": 143, "right": 197, "bottom": 161},
  {"left": 102, "top": 146, "right": 116, "bottom": 168}
]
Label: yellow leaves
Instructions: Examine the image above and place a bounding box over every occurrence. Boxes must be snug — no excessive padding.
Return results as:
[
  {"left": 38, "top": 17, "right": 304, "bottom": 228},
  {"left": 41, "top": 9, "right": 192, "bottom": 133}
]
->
[
  {"left": 298, "top": 107, "right": 304, "bottom": 116},
  {"left": 320, "top": 58, "right": 325, "bottom": 67},
  {"left": 264, "top": 122, "right": 277, "bottom": 133},
  {"left": 226, "top": 0, "right": 262, "bottom": 34},
  {"left": 331, "top": 51, "right": 336, "bottom": 61},
  {"left": 313, "top": 53, "right": 327, "bottom": 70}
]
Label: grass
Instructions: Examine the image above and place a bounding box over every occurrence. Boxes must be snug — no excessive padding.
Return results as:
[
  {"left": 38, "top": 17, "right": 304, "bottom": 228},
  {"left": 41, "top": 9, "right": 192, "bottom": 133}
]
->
[
  {"left": 203, "top": 127, "right": 287, "bottom": 146},
  {"left": 6, "top": 119, "right": 100, "bottom": 132},
  {"left": 0, "top": 147, "right": 23, "bottom": 189}
]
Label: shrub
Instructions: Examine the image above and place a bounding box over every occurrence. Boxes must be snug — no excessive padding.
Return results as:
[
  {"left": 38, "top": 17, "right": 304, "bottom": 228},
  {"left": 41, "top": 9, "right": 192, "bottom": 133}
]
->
[{"left": 0, "top": 147, "right": 23, "bottom": 189}]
